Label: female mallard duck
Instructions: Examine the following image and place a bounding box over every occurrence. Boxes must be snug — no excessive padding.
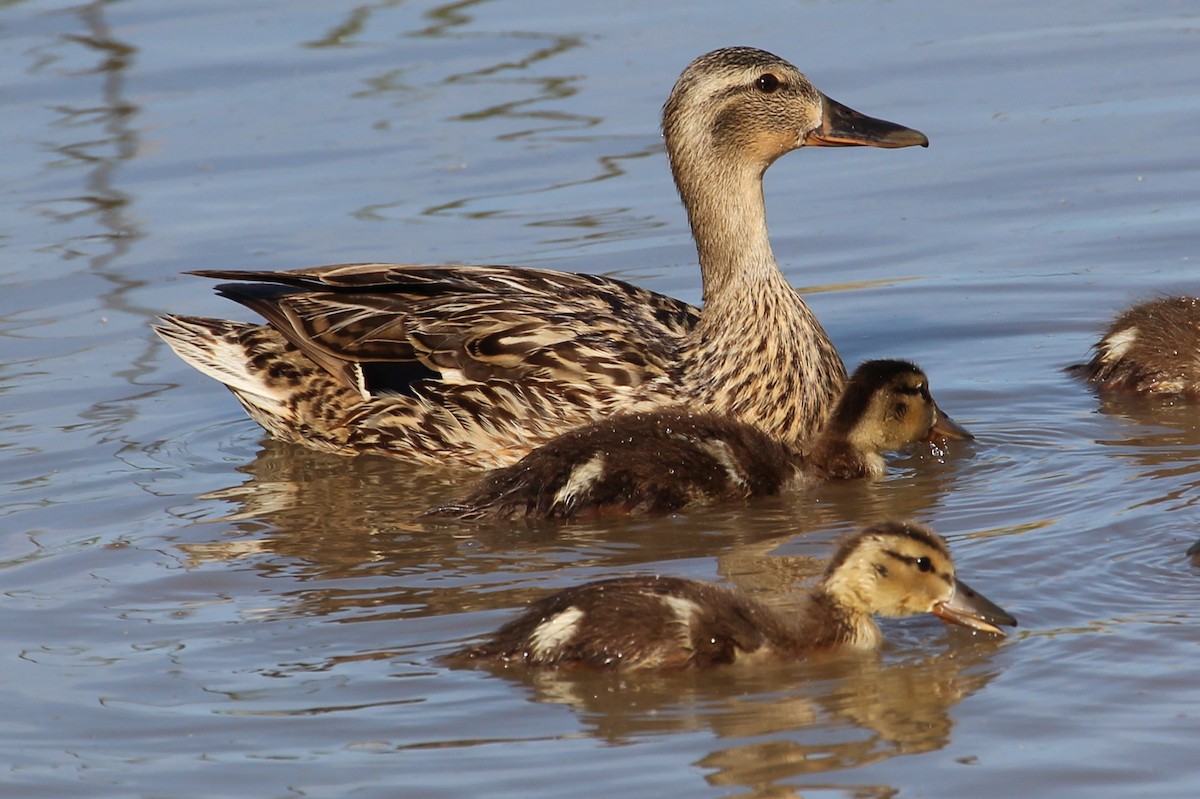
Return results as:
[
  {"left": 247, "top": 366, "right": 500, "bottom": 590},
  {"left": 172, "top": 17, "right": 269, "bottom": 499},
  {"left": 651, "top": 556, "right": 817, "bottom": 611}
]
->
[
  {"left": 1072, "top": 297, "right": 1200, "bottom": 395},
  {"left": 450, "top": 521, "right": 1016, "bottom": 670},
  {"left": 154, "top": 47, "right": 928, "bottom": 469},
  {"left": 430, "top": 359, "right": 970, "bottom": 519}
]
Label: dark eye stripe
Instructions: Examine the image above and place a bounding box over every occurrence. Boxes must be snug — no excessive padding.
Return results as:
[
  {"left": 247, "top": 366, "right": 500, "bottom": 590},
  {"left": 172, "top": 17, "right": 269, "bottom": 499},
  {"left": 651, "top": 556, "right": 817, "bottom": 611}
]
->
[{"left": 883, "top": 549, "right": 953, "bottom": 585}]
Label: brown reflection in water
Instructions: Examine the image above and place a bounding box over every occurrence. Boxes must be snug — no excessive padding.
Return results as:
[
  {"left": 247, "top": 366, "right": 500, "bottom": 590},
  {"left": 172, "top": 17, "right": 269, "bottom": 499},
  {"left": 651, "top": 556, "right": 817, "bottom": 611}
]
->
[
  {"left": 476, "top": 641, "right": 1000, "bottom": 796},
  {"left": 314, "top": 0, "right": 663, "bottom": 244},
  {"left": 1088, "top": 392, "right": 1200, "bottom": 508},
  {"left": 36, "top": 2, "right": 178, "bottom": 438},
  {"left": 39, "top": 1, "right": 141, "bottom": 265},
  {"left": 178, "top": 436, "right": 964, "bottom": 622},
  {"left": 171, "top": 442, "right": 969, "bottom": 668}
]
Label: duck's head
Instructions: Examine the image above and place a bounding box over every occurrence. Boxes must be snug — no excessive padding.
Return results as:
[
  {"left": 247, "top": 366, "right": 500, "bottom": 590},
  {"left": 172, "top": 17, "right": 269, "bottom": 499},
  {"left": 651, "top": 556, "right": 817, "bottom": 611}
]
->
[
  {"left": 822, "top": 521, "right": 1017, "bottom": 635},
  {"left": 662, "top": 47, "right": 928, "bottom": 177},
  {"left": 832, "top": 359, "right": 972, "bottom": 458}
]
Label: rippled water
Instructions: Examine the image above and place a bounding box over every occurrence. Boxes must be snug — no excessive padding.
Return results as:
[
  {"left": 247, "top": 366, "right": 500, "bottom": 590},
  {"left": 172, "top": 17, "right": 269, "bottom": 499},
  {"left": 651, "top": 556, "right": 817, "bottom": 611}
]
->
[{"left": 3, "top": 1, "right": 1200, "bottom": 796}]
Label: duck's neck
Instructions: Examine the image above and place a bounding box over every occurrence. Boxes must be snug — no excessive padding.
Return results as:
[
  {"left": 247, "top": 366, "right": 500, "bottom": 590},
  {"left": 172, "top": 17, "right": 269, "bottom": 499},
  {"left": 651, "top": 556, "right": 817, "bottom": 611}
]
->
[
  {"left": 674, "top": 161, "right": 847, "bottom": 446},
  {"left": 788, "top": 586, "right": 881, "bottom": 651},
  {"left": 802, "top": 436, "right": 886, "bottom": 481}
]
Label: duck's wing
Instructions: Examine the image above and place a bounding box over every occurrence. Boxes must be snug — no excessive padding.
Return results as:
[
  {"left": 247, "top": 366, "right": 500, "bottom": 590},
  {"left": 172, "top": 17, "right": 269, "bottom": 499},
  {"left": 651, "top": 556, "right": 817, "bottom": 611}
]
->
[{"left": 192, "top": 263, "right": 699, "bottom": 397}]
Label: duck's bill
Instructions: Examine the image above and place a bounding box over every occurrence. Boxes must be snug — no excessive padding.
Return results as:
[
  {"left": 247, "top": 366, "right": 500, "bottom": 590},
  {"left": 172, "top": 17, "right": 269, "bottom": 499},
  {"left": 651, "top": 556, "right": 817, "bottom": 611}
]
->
[
  {"left": 933, "top": 579, "right": 1018, "bottom": 636},
  {"left": 806, "top": 95, "right": 929, "bottom": 149},
  {"left": 926, "top": 404, "right": 973, "bottom": 442}
]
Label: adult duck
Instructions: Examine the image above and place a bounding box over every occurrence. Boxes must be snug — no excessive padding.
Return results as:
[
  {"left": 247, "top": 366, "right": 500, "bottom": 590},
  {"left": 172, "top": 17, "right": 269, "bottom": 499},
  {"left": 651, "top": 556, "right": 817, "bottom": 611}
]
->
[
  {"left": 450, "top": 521, "right": 1016, "bottom": 671},
  {"left": 155, "top": 47, "right": 928, "bottom": 468},
  {"left": 431, "top": 359, "right": 970, "bottom": 519}
]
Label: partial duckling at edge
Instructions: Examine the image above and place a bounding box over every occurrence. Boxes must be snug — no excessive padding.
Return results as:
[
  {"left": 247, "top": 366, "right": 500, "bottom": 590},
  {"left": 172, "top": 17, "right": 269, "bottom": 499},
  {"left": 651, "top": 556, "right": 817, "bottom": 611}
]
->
[
  {"left": 431, "top": 359, "right": 970, "bottom": 520},
  {"left": 1071, "top": 297, "right": 1200, "bottom": 395},
  {"left": 449, "top": 521, "right": 1017, "bottom": 671}
]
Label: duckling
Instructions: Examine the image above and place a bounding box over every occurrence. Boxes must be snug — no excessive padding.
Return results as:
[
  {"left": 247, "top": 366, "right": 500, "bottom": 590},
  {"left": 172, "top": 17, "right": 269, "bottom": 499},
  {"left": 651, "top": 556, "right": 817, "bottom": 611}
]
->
[
  {"left": 430, "top": 359, "right": 970, "bottom": 519},
  {"left": 1071, "top": 297, "right": 1200, "bottom": 395},
  {"left": 154, "top": 47, "right": 928, "bottom": 469},
  {"left": 450, "top": 521, "right": 1016, "bottom": 670}
]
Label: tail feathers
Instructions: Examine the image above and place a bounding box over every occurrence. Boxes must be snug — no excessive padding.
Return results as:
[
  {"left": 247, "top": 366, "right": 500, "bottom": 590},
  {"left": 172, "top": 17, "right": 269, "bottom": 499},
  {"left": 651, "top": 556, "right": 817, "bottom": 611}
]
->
[{"left": 153, "top": 314, "right": 290, "bottom": 412}]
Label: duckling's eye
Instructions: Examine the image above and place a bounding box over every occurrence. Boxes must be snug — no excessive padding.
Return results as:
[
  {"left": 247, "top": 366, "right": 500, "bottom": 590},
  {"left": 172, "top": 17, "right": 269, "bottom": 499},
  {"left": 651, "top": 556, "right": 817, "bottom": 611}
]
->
[
  {"left": 755, "top": 73, "right": 781, "bottom": 93},
  {"left": 915, "top": 556, "right": 933, "bottom": 573}
]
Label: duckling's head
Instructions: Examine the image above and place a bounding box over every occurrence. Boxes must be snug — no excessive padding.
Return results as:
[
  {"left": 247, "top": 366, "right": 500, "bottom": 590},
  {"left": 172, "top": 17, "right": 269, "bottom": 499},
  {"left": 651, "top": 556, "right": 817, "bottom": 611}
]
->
[
  {"left": 821, "top": 521, "right": 1016, "bottom": 636},
  {"left": 662, "top": 47, "right": 928, "bottom": 178},
  {"left": 830, "top": 360, "right": 971, "bottom": 466}
]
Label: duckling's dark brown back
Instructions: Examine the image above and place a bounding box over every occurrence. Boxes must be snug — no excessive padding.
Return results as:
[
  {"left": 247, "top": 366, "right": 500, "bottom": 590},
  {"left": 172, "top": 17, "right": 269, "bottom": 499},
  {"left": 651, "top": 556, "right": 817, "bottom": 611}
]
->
[
  {"left": 1073, "top": 297, "right": 1200, "bottom": 395},
  {"left": 431, "top": 409, "right": 799, "bottom": 519},
  {"left": 450, "top": 576, "right": 784, "bottom": 670}
]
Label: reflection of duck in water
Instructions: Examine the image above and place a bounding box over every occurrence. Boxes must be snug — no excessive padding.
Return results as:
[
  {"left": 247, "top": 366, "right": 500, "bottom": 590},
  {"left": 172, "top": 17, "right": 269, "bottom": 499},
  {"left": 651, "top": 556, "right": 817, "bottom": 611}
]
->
[
  {"left": 450, "top": 521, "right": 1015, "bottom": 670},
  {"left": 153, "top": 47, "right": 929, "bottom": 469},
  {"left": 432, "top": 360, "right": 970, "bottom": 520},
  {"left": 1071, "top": 297, "right": 1200, "bottom": 395}
]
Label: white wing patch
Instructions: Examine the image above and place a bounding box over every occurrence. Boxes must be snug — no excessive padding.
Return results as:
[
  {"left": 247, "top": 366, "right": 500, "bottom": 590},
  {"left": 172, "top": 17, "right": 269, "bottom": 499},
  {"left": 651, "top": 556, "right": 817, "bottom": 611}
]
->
[
  {"left": 551, "top": 454, "right": 607, "bottom": 509},
  {"left": 693, "top": 438, "right": 747, "bottom": 490},
  {"left": 657, "top": 594, "right": 701, "bottom": 647},
  {"left": 1100, "top": 326, "right": 1138, "bottom": 362},
  {"left": 529, "top": 606, "right": 585, "bottom": 659}
]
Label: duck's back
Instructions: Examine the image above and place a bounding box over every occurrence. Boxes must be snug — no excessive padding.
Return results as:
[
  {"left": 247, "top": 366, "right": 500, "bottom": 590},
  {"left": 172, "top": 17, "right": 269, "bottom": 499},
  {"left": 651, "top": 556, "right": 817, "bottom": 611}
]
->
[
  {"left": 433, "top": 409, "right": 800, "bottom": 518},
  {"left": 451, "top": 576, "right": 788, "bottom": 670}
]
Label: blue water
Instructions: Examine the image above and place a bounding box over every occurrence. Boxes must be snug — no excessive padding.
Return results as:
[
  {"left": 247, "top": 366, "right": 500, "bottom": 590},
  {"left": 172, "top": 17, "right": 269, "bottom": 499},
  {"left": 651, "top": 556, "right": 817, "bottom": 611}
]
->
[{"left": 2, "top": 1, "right": 1199, "bottom": 796}]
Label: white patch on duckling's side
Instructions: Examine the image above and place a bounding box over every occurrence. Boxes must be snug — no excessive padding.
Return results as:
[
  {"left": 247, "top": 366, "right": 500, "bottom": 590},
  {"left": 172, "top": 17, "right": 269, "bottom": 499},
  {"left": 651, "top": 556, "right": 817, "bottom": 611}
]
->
[
  {"left": 658, "top": 594, "right": 701, "bottom": 647},
  {"left": 692, "top": 438, "right": 747, "bottom": 490},
  {"left": 551, "top": 454, "right": 607, "bottom": 509},
  {"left": 529, "top": 606, "right": 585, "bottom": 659},
  {"left": 1101, "top": 326, "right": 1139, "bottom": 362}
]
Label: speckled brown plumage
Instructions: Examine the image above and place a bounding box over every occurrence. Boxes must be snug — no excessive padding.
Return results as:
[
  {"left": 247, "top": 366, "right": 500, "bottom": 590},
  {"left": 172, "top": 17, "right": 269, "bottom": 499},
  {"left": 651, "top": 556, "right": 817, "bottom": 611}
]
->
[
  {"left": 450, "top": 521, "right": 1016, "bottom": 671},
  {"left": 1071, "top": 297, "right": 1200, "bottom": 395},
  {"left": 155, "top": 47, "right": 928, "bottom": 468},
  {"left": 431, "top": 360, "right": 967, "bottom": 519}
]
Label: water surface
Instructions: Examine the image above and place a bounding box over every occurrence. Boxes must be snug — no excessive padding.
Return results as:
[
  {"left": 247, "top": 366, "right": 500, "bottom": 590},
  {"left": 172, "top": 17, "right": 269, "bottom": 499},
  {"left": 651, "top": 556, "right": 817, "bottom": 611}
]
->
[{"left": 2, "top": 1, "right": 1200, "bottom": 797}]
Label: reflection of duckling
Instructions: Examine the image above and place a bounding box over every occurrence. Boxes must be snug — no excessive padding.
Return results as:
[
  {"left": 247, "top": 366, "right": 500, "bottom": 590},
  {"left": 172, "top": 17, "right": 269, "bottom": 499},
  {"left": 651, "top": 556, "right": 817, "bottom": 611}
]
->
[
  {"left": 450, "top": 521, "right": 1016, "bottom": 670},
  {"left": 1072, "top": 297, "right": 1200, "bottom": 395},
  {"left": 433, "top": 360, "right": 969, "bottom": 519}
]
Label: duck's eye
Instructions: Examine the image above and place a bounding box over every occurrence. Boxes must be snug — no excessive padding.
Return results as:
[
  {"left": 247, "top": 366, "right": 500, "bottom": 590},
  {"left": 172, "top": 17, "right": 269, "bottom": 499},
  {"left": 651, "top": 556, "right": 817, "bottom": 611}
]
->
[
  {"left": 915, "top": 556, "right": 933, "bottom": 573},
  {"left": 755, "top": 73, "right": 781, "bottom": 93}
]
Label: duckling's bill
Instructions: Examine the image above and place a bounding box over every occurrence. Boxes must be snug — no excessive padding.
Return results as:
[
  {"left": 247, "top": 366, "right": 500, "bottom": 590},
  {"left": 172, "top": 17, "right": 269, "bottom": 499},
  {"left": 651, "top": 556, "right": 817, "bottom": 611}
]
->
[
  {"left": 806, "top": 95, "right": 930, "bottom": 149},
  {"left": 932, "top": 579, "right": 1018, "bottom": 636},
  {"left": 927, "top": 404, "right": 973, "bottom": 442}
]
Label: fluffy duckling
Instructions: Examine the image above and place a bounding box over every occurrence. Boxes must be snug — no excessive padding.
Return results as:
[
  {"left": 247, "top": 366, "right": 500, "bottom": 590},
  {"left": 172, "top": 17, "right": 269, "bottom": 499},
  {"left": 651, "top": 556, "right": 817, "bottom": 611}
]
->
[
  {"left": 1072, "top": 297, "right": 1200, "bottom": 395},
  {"left": 451, "top": 521, "right": 1017, "bottom": 670},
  {"left": 431, "top": 360, "right": 970, "bottom": 519},
  {"left": 154, "top": 47, "right": 929, "bottom": 469}
]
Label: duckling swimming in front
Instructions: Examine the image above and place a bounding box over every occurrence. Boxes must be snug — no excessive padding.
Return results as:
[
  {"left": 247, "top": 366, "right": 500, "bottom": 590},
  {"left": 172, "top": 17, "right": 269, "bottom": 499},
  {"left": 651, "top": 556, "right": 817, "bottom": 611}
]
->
[
  {"left": 432, "top": 359, "right": 969, "bottom": 519},
  {"left": 1071, "top": 297, "right": 1200, "bottom": 395},
  {"left": 450, "top": 521, "right": 1016, "bottom": 671}
]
